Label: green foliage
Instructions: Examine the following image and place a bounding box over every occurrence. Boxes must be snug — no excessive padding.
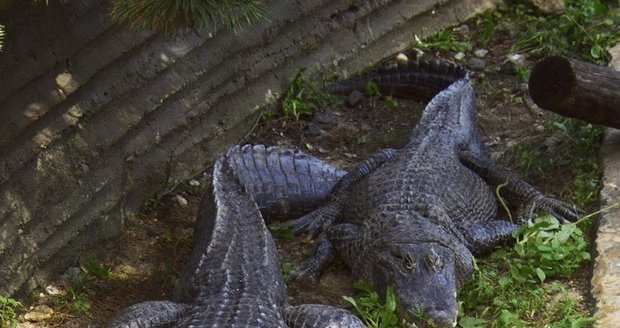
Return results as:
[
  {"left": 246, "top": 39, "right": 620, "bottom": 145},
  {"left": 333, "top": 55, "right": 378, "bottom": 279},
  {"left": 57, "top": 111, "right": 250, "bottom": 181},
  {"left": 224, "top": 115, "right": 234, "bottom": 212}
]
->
[
  {"left": 363, "top": 80, "right": 399, "bottom": 110},
  {"left": 54, "top": 259, "right": 113, "bottom": 315},
  {"left": 413, "top": 28, "right": 472, "bottom": 53},
  {"left": 458, "top": 213, "right": 595, "bottom": 327},
  {"left": 0, "top": 295, "right": 23, "bottom": 328},
  {"left": 282, "top": 68, "right": 336, "bottom": 120},
  {"left": 343, "top": 281, "right": 405, "bottom": 328},
  {"left": 502, "top": 0, "right": 620, "bottom": 64},
  {"left": 110, "top": 0, "right": 269, "bottom": 32},
  {"left": 161, "top": 229, "right": 192, "bottom": 287},
  {"left": 268, "top": 223, "right": 295, "bottom": 241}
]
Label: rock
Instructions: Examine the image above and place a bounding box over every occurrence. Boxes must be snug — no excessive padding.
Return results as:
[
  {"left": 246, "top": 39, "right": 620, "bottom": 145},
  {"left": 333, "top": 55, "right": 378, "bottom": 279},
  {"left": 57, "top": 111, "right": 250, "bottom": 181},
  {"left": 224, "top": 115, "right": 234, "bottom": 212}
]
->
[
  {"left": 175, "top": 195, "right": 188, "bottom": 207},
  {"left": 494, "top": 20, "right": 518, "bottom": 41},
  {"left": 454, "top": 52, "right": 466, "bottom": 61},
  {"left": 529, "top": 0, "right": 565, "bottom": 14},
  {"left": 453, "top": 24, "right": 470, "bottom": 35},
  {"left": 61, "top": 267, "right": 83, "bottom": 288},
  {"left": 45, "top": 284, "right": 65, "bottom": 296},
  {"left": 610, "top": 42, "right": 620, "bottom": 70},
  {"left": 395, "top": 53, "right": 409, "bottom": 63},
  {"left": 24, "top": 305, "right": 53, "bottom": 322},
  {"left": 312, "top": 109, "right": 335, "bottom": 125},
  {"left": 474, "top": 49, "right": 488, "bottom": 58},
  {"left": 303, "top": 122, "right": 327, "bottom": 137},
  {"left": 188, "top": 180, "right": 200, "bottom": 187},
  {"left": 508, "top": 53, "right": 526, "bottom": 67},
  {"left": 347, "top": 90, "right": 364, "bottom": 107},
  {"left": 469, "top": 58, "right": 487, "bottom": 71}
]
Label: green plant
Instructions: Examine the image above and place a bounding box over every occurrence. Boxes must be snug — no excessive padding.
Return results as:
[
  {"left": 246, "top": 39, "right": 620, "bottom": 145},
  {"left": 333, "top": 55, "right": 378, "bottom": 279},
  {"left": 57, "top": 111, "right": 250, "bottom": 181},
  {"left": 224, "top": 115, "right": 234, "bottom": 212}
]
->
[
  {"left": 413, "top": 28, "right": 472, "bottom": 53},
  {"left": 363, "top": 80, "right": 399, "bottom": 109},
  {"left": 504, "top": 0, "right": 620, "bottom": 64},
  {"left": 281, "top": 68, "right": 337, "bottom": 120},
  {"left": 83, "top": 257, "right": 113, "bottom": 280},
  {"left": 342, "top": 281, "right": 405, "bottom": 328},
  {"left": 0, "top": 295, "right": 23, "bottom": 328},
  {"left": 110, "top": 0, "right": 269, "bottom": 32},
  {"left": 456, "top": 204, "right": 616, "bottom": 327}
]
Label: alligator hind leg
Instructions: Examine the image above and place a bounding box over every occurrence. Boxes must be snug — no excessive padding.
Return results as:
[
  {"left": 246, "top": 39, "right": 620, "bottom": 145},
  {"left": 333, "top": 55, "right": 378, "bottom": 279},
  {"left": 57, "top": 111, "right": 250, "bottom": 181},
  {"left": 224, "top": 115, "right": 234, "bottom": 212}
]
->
[
  {"left": 458, "top": 149, "right": 581, "bottom": 223},
  {"left": 457, "top": 220, "right": 520, "bottom": 255},
  {"left": 283, "top": 304, "right": 366, "bottom": 328},
  {"left": 106, "top": 301, "right": 189, "bottom": 328},
  {"left": 285, "top": 148, "right": 397, "bottom": 237},
  {"left": 291, "top": 233, "right": 335, "bottom": 282}
]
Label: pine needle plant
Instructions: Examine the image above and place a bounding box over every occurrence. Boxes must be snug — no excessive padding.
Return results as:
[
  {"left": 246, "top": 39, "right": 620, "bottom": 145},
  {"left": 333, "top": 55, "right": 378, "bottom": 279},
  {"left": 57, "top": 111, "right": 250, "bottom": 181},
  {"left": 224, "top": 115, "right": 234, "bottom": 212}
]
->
[{"left": 110, "top": 0, "right": 269, "bottom": 32}]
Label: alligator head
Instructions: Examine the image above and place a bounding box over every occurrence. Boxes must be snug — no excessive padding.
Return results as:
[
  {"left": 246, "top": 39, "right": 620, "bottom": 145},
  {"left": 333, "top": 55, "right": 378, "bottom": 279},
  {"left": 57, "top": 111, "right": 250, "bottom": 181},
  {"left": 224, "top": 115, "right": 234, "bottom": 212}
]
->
[{"left": 362, "top": 213, "right": 474, "bottom": 327}]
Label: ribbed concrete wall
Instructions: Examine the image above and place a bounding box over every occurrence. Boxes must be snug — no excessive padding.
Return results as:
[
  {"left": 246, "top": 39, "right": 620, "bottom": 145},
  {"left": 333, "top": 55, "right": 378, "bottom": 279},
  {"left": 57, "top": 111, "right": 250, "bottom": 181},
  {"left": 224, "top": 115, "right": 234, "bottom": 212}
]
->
[{"left": 0, "top": 0, "right": 498, "bottom": 297}]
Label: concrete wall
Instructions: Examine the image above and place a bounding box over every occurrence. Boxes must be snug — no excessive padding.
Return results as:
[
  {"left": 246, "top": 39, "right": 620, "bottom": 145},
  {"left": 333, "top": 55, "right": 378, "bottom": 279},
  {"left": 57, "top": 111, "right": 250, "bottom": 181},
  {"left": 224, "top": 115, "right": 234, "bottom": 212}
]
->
[{"left": 0, "top": 0, "right": 498, "bottom": 297}]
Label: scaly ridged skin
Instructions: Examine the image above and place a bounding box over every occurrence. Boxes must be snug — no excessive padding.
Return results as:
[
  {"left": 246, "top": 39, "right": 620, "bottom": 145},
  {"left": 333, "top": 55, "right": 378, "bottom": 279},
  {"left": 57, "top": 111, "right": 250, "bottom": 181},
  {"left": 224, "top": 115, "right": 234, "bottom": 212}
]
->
[
  {"left": 108, "top": 145, "right": 364, "bottom": 328},
  {"left": 289, "top": 62, "right": 580, "bottom": 327},
  {"left": 328, "top": 60, "right": 469, "bottom": 102}
]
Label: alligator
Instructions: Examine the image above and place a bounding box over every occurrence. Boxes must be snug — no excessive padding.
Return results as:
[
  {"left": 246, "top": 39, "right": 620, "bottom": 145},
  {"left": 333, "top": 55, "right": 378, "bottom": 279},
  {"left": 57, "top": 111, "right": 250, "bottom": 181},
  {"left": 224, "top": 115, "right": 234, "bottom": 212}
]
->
[
  {"left": 285, "top": 61, "right": 581, "bottom": 327},
  {"left": 108, "top": 145, "right": 365, "bottom": 328}
]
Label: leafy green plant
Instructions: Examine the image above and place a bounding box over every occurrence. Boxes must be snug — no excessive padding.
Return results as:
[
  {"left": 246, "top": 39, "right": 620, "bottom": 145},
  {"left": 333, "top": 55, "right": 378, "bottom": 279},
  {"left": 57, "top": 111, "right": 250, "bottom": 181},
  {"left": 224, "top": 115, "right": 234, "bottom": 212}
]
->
[
  {"left": 0, "top": 295, "right": 23, "bottom": 328},
  {"left": 363, "top": 80, "right": 399, "bottom": 110},
  {"left": 342, "top": 281, "right": 405, "bottom": 328},
  {"left": 456, "top": 204, "right": 619, "bottom": 327},
  {"left": 504, "top": 0, "right": 619, "bottom": 64},
  {"left": 281, "top": 68, "right": 336, "bottom": 120},
  {"left": 54, "top": 259, "right": 113, "bottom": 315},
  {"left": 110, "top": 0, "right": 269, "bottom": 32},
  {"left": 413, "top": 28, "right": 472, "bottom": 53}
]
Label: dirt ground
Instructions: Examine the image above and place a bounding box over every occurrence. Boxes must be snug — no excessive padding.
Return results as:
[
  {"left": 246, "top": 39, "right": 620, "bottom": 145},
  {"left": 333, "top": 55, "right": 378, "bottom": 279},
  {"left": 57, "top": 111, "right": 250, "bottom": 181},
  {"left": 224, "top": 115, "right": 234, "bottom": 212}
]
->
[{"left": 17, "top": 14, "right": 600, "bottom": 328}]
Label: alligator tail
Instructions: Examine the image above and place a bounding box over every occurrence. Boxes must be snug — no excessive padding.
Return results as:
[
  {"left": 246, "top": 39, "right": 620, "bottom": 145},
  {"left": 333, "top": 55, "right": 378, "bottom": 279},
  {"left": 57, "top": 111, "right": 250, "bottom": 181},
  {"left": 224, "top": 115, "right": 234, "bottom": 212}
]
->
[
  {"left": 225, "top": 144, "right": 347, "bottom": 222},
  {"left": 328, "top": 59, "right": 469, "bottom": 102}
]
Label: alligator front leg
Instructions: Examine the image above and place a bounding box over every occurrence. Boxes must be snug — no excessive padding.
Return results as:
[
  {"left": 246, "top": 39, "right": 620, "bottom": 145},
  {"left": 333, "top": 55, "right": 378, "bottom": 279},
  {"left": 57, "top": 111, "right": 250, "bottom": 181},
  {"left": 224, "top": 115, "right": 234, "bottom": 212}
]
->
[
  {"left": 285, "top": 149, "right": 397, "bottom": 237},
  {"left": 459, "top": 149, "right": 581, "bottom": 223},
  {"left": 107, "top": 301, "right": 189, "bottom": 328},
  {"left": 458, "top": 220, "right": 520, "bottom": 255},
  {"left": 283, "top": 304, "right": 367, "bottom": 328}
]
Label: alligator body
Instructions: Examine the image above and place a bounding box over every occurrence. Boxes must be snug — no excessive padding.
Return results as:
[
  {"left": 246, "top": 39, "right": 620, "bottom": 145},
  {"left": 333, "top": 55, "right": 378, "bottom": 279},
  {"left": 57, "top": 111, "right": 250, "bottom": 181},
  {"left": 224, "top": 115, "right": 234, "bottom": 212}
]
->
[
  {"left": 108, "top": 145, "right": 364, "bottom": 328},
  {"left": 287, "top": 61, "right": 581, "bottom": 327}
]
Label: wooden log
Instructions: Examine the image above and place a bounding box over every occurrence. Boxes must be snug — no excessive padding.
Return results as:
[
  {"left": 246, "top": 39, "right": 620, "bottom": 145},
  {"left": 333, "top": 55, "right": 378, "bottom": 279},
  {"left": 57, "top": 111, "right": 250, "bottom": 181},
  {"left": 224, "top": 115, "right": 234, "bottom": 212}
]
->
[{"left": 528, "top": 56, "right": 620, "bottom": 128}]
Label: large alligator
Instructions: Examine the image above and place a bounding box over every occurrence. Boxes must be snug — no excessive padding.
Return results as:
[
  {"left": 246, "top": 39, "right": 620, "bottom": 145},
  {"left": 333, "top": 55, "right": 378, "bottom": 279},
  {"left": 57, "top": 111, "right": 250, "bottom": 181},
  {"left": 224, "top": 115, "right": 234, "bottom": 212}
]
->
[
  {"left": 108, "top": 145, "right": 365, "bottom": 328},
  {"left": 286, "top": 61, "right": 581, "bottom": 327}
]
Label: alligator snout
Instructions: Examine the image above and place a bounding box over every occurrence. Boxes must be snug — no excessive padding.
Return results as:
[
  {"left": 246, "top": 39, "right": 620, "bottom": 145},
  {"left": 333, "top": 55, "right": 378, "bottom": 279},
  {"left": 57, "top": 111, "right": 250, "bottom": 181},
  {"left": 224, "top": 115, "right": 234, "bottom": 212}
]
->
[{"left": 400, "top": 306, "right": 458, "bottom": 328}]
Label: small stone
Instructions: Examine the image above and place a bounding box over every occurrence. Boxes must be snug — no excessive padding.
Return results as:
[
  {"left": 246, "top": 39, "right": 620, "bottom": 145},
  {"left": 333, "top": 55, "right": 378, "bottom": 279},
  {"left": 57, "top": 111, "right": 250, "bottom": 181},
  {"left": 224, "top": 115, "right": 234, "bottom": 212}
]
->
[
  {"left": 395, "top": 53, "right": 409, "bottom": 63},
  {"left": 175, "top": 195, "right": 188, "bottom": 208},
  {"left": 45, "top": 284, "right": 65, "bottom": 296},
  {"left": 61, "top": 267, "right": 83, "bottom": 288},
  {"left": 24, "top": 305, "right": 53, "bottom": 322},
  {"left": 344, "top": 153, "right": 357, "bottom": 159},
  {"left": 312, "top": 109, "right": 335, "bottom": 125},
  {"left": 529, "top": 0, "right": 565, "bottom": 14},
  {"left": 125, "top": 155, "right": 135, "bottom": 163},
  {"left": 508, "top": 53, "right": 526, "bottom": 67},
  {"left": 188, "top": 180, "right": 200, "bottom": 187},
  {"left": 533, "top": 123, "right": 545, "bottom": 132},
  {"left": 609, "top": 42, "right": 620, "bottom": 69},
  {"left": 474, "top": 49, "right": 488, "bottom": 58},
  {"left": 469, "top": 58, "right": 487, "bottom": 71},
  {"left": 453, "top": 24, "right": 470, "bottom": 35},
  {"left": 303, "top": 122, "right": 326, "bottom": 137},
  {"left": 347, "top": 90, "right": 364, "bottom": 107},
  {"left": 454, "top": 52, "right": 466, "bottom": 61},
  {"left": 506, "top": 140, "right": 517, "bottom": 148}
]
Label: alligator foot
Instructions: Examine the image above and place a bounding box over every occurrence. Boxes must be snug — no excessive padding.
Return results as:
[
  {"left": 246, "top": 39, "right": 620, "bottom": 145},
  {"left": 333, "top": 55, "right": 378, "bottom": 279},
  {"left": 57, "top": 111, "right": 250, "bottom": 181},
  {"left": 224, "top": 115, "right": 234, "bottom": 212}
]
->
[
  {"left": 283, "top": 201, "right": 340, "bottom": 238},
  {"left": 290, "top": 233, "right": 334, "bottom": 282},
  {"left": 517, "top": 194, "right": 583, "bottom": 223}
]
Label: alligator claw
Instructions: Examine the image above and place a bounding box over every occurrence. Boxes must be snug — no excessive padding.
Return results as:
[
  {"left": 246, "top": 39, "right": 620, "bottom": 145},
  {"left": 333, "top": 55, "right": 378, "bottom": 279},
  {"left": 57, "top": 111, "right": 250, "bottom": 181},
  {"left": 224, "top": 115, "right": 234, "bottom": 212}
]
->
[
  {"left": 518, "top": 195, "right": 582, "bottom": 223},
  {"left": 283, "top": 202, "right": 340, "bottom": 238}
]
